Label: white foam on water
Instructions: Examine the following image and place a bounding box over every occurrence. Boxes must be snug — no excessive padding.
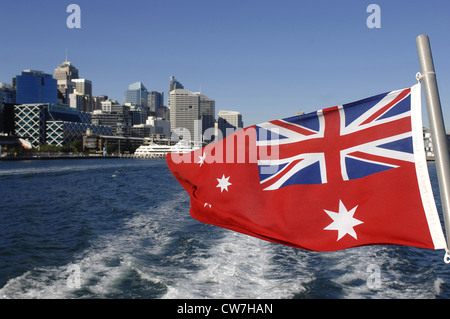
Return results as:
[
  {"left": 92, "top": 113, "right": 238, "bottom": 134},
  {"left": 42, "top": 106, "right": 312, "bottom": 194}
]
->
[
  {"left": 0, "top": 162, "right": 124, "bottom": 177},
  {"left": 0, "top": 190, "right": 190, "bottom": 299},
  {"left": 1, "top": 180, "right": 444, "bottom": 299},
  {"left": 0, "top": 233, "right": 141, "bottom": 298},
  {"left": 162, "top": 231, "right": 314, "bottom": 299},
  {"left": 326, "top": 246, "right": 443, "bottom": 299}
]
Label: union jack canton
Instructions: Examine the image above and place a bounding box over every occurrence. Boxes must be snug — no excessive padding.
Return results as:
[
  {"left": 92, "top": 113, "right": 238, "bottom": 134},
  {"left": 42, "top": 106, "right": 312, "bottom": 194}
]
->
[{"left": 256, "top": 88, "right": 414, "bottom": 190}]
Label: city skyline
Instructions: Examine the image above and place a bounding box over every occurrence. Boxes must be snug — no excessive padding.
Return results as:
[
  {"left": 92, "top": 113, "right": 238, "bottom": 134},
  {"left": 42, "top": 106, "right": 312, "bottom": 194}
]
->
[{"left": 1, "top": 1, "right": 450, "bottom": 127}]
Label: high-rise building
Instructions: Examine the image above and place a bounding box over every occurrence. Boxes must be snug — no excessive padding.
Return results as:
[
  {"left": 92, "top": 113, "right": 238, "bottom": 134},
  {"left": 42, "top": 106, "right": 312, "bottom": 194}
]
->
[
  {"left": 0, "top": 83, "right": 15, "bottom": 134},
  {"left": 169, "top": 88, "right": 200, "bottom": 140},
  {"left": 69, "top": 92, "right": 91, "bottom": 112},
  {"left": 148, "top": 91, "right": 164, "bottom": 113},
  {"left": 169, "top": 87, "right": 215, "bottom": 141},
  {"left": 169, "top": 76, "right": 184, "bottom": 93},
  {"left": 54, "top": 60, "right": 79, "bottom": 105},
  {"left": 72, "top": 79, "right": 92, "bottom": 96},
  {"left": 15, "top": 70, "right": 57, "bottom": 105},
  {"left": 124, "top": 82, "right": 148, "bottom": 107},
  {"left": 71, "top": 79, "right": 93, "bottom": 112},
  {"left": 0, "top": 83, "right": 16, "bottom": 106},
  {"left": 199, "top": 94, "right": 215, "bottom": 141},
  {"left": 54, "top": 61, "right": 79, "bottom": 81},
  {"left": 218, "top": 110, "right": 243, "bottom": 138}
]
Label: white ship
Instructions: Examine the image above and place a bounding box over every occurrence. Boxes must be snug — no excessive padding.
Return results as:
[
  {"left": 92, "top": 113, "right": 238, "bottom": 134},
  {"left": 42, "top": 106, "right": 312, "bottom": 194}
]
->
[{"left": 133, "top": 140, "right": 201, "bottom": 158}]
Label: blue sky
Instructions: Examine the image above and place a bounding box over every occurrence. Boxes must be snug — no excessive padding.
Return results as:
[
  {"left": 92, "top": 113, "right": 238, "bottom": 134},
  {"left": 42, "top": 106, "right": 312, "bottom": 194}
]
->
[{"left": 1, "top": 0, "right": 449, "bottom": 127}]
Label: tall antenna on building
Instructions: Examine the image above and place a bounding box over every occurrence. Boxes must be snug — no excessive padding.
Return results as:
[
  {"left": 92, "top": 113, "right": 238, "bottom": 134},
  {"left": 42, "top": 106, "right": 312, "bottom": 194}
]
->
[{"left": 65, "top": 48, "right": 68, "bottom": 62}]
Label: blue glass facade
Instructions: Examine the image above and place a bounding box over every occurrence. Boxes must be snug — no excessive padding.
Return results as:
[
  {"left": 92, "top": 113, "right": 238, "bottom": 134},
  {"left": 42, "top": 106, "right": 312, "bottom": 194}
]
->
[
  {"left": 16, "top": 70, "right": 57, "bottom": 105},
  {"left": 124, "top": 82, "right": 148, "bottom": 107}
]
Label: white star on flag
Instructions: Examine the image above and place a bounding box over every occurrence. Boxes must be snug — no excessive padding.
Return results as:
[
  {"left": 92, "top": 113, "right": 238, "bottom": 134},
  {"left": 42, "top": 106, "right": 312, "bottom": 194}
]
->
[
  {"left": 198, "top": 152, "right": 207, "bottom": 166},
  {"left": 216, "top": 175, "right": 232, "bottom": 192},
  {"left": 323, "top": 200, "right": 363, "bottom": 241}
]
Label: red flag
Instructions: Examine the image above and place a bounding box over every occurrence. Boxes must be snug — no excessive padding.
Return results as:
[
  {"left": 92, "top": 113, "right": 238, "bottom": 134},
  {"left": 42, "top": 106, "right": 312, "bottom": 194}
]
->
[{"left": 167, "top": 84, "right": 447, "bottom": 251}]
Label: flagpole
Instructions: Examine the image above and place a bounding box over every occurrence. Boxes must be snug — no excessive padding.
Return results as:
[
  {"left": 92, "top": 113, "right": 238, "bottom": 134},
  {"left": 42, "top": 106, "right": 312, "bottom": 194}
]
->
[{"left": 416, "top": 34, "right": 450, "bottom": 256}]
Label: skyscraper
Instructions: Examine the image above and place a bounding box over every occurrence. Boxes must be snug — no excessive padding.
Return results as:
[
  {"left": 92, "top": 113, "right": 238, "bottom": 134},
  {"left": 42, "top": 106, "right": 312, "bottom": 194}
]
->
[
  {"left": 71, "top": 79, "right": 93, "bottom": 112},
  {"left": 218, "top": 110, "right": 243, "bottom": 138},
  {"left": 169, "top": 88, "right": 200, "bottom": 140},
  {"left": 72, "top": 79, "right": 92, "bottom": 96},
  {"left": 148, "top": 91, "right": 164, "bottom": 113},
  {"left": 0, "top": 83, "right": 16, "bottom": 134},
  {"left": 54, "top": 61, "right": 79, "bottom": 81},
  {"left": 15, "top": 70, "right": 57, "bottom": 105},
  {"left": 124, "top": 82, "right": 148, "bottom": 107},
  {"left": 0, "top": 83, "right": 15, "bottom": 106},
  {"left": 169, "top": 76, "right": 184, "bottom": 93},
  {"left": 54, "top": 60, "right": 79, "bottom": 105},
  {"left": 169, "top": 87, "right": 215, "bottom": 141},
  {"left": 199, "top": 94, "right": 215, "bottom": 141}
]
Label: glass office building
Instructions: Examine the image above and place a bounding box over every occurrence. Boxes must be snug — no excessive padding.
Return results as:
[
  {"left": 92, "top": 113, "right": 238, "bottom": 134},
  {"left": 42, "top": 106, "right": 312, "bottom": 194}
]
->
[
  {"left": 15, "top": 103, "right": 111, "bottom": 147},
  {"left": 15, "top": 70, "right": 57, "bottom": 105},
  {"left": 124, "top": 82, "right": 148, "bottom": 107}
]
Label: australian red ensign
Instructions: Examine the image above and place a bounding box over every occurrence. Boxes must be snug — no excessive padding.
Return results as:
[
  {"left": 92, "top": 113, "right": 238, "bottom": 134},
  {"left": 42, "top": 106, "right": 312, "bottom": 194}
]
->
[{"left": 167, "top": 84, "right": 446, "bottom": 251}]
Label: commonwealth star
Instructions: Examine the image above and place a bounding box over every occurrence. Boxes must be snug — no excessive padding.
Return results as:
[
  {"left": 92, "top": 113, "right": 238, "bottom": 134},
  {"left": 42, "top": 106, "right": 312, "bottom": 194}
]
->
[{"left": 323, "top": 200, "right": 363, "bottom": 241}]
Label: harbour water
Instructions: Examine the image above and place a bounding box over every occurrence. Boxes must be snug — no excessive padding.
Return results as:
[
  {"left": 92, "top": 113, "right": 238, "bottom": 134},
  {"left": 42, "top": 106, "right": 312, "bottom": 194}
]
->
[{"left": 0, "top": 158, "right": 449, "bottom": 299}]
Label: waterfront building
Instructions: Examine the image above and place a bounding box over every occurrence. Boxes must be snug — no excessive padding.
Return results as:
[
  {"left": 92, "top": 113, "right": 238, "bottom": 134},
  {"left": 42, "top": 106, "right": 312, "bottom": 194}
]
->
[
  {"left": 92, "top": 99, "right": 132, "bottom": 137},
  {"left": 423, "top": 127, "right": 434, "bottom": 160},
  {"left": 0, "top": 84, "right": 16, "bottom": 134},
  {"left": 91, "top": 111, "right": 131, "bottom": 137},
  {"left": 169, "top": 88, "right": 201, "bottom": 141},
  {"left": 14, "top": 103, "right": 111, "bottom": 147},
  {"left": 218, "top": 110, "right": 243, "bottom": 138},
  {"left": 15, "top": 70, "right": 57, "bottom": 105},
  {"left": 199, "top": 94, "right": 215, "bottom": 141},
  {"left": 169, "top": 76, "right": 215, "bottom": 141},
  {"left": 14, "top": 104, "right": 46, "bottom": 147},
  {"left": 422, "top": 126, "right": 450, "bottom": 161},
  {"left": 0, "top": 83, "right": 16, "bottom": 106}
]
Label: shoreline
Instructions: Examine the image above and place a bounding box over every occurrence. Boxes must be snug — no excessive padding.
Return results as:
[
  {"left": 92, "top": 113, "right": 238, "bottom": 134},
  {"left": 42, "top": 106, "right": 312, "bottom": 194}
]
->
[
  {"left": 0, "top": 154, "right": 135, "bottom": 161},
  {"left": 0, "top": 154, "right": 437, "bottom": 162}
]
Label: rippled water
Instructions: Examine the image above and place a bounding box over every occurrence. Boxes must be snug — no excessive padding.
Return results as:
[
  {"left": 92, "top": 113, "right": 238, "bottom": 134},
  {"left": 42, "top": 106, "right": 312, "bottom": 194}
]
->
[{"left": 0, "top": 159, "right": 448, "bottom": 299}]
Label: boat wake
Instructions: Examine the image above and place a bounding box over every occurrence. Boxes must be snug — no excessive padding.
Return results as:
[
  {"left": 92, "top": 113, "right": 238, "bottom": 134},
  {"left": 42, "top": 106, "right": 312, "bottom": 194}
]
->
[{"left": 0, "top": 185, "right": 447, "bottom": 299}]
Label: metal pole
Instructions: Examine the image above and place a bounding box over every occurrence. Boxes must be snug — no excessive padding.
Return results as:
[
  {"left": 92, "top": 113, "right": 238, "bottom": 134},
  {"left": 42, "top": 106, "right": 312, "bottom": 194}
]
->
[{"left": 416, "top": 34, "right": 450, "bottom": 251}]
